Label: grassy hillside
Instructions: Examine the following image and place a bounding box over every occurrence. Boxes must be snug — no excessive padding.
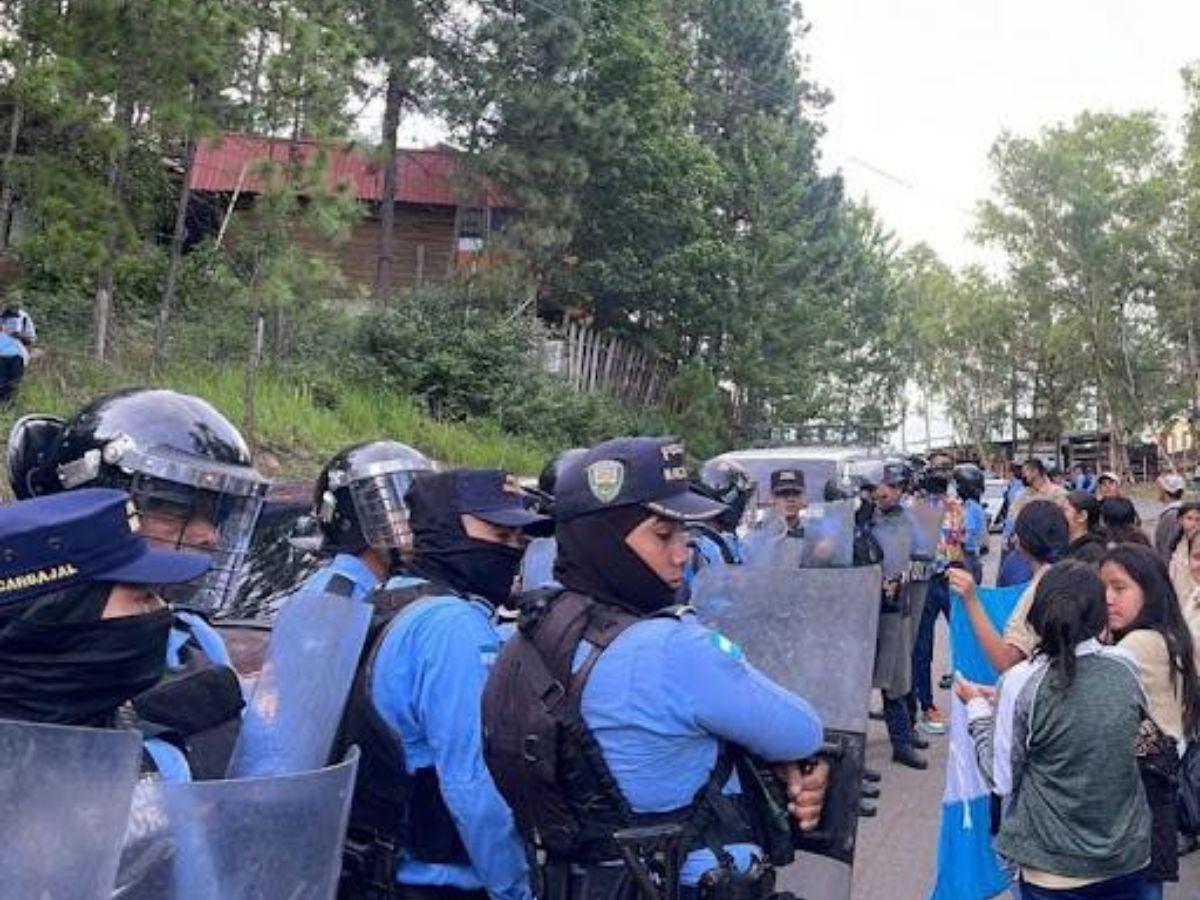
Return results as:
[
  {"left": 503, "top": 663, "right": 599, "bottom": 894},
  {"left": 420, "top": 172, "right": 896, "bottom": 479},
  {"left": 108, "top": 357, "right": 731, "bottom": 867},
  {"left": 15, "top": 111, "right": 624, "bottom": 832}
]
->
[{"left": 4, "top": 350, "right": 551, "bottom": 483}]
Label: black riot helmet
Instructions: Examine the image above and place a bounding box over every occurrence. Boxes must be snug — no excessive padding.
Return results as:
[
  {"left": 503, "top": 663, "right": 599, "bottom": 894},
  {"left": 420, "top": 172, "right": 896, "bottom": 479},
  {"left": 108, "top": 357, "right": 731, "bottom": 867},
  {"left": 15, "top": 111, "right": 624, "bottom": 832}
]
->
[
  {"left": 313, "top": 440, "right": 433, "bottom": 559},
  {"left": 6, "top": 388, "right": 269, "bottom": 612},
  {"left": 697, "top": 457, "right": 756, "bottom": 532},
  {"left": 953, "top": 463, "right": 985, "bottom": 501},
  {"left": 534, "top": 447, "right": 587, "bottom": 515}
]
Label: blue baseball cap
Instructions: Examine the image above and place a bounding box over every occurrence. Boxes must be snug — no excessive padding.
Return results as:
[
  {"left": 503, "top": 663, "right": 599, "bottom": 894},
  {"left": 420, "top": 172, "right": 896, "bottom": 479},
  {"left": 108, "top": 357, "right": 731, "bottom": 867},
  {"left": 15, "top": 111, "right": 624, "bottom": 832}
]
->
[
  {"left": 445, "top": 470, "right": 552, "bottom": 535},
  {"left": 0, "top": 488, "right": 212, "bottom": 607},
  {"left": 555, "top": 437, "right": 726, "bottom": 524}
]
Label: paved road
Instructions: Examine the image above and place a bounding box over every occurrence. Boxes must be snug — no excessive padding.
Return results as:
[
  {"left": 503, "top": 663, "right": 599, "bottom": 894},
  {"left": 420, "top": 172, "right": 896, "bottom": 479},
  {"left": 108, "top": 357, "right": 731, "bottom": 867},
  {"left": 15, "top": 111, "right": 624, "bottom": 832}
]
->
[{"left": 796, "top": 513, "right": 1200, "bottom": 899}]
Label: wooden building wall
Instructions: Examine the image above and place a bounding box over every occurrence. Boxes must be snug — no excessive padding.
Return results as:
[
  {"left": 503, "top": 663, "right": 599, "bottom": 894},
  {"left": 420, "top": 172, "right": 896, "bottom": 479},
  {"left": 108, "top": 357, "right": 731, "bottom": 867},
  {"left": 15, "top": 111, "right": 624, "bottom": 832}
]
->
[{"left": 294, "top": 204, "right": 458, "bottom": 291}]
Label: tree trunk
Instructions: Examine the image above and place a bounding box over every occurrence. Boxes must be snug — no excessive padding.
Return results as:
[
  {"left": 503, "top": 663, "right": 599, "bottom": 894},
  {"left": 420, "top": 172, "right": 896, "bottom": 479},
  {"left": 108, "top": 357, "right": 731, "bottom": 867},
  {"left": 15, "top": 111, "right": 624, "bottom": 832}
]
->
[
  {"left": 0, "top": 103, "right": 24, "bottom": 248},
  {"left": 154, "top": 134, "right": 195, "bottom": 369},
  {"left": 375, "top": 62, "right": 404, "bottom": 300},
  {"left": 94, "top": 94, "right": 135, "bottom": 362}
]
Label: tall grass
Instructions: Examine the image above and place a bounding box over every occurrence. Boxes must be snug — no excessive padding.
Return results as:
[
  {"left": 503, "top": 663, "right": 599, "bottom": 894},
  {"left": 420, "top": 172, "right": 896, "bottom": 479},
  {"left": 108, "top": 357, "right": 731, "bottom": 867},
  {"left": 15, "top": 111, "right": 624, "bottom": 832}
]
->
[{"left": 3, "top": 350, "right": 550, "bottom": 481}]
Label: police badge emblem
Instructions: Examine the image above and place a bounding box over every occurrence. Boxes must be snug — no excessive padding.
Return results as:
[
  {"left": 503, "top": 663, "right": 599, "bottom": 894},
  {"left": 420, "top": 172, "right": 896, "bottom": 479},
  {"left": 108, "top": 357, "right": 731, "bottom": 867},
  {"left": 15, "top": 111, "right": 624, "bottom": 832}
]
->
[{"left": 586, "top": 460, "right": 625, "bottom": 504}]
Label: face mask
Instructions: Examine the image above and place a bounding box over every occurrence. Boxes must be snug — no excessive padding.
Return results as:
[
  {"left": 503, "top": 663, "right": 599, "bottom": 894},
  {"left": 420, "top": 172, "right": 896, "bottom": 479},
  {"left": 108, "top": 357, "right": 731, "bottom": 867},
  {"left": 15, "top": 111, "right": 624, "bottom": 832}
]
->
[
  {"left": 416, "top": 540, "right": 524, "bottom": 607},
  {"left": 0, "top": 607, "right": 172, "bottom": 725}
]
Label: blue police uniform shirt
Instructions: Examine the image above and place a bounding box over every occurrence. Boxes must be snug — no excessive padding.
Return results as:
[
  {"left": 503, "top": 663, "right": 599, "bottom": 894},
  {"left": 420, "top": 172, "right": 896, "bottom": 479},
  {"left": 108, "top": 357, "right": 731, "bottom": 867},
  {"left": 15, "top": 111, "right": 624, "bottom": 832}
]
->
[
  {"left": 520, "top": 537, "right": 559, "bottom": 591},
  {"left": 167, "top": 610, "right": 232, "bottom": 670},
  {"left": 144, "top": 737, "right": 192, "bottom": 782},
  {"left": 962, "top": 499, "right": 987, "bottom": 556},
  {"left": 368, "top": 585, "right": 532, "bottom": 900},
  {"left": 0, "top": 331, "right": 26, "bottom": 361},
  {"left": 578, "top": 611, "right": 824, "bottom": 884},
  {"left": 294, "top": 551, "right": 379, "bottom": 602}
]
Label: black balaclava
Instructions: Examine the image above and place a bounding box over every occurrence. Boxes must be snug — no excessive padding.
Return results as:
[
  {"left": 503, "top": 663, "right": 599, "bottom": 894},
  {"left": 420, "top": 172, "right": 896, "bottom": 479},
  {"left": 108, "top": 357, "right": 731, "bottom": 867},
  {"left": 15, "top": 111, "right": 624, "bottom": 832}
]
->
[
  {"left": 0, "top": 582, "right": 172, "bottom": 725},
  {"left": 408, "top": 474, "right": 524, "bottom": 606},
  {"left": 555, "top": 505, "right": 678, "bottom": 616}
]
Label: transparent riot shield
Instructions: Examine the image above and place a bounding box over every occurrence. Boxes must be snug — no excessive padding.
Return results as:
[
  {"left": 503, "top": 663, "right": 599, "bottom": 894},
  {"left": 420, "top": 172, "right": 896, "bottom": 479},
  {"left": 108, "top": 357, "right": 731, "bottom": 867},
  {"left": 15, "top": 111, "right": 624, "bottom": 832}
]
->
[
  {"left": 115, "top": 748, "right": 359, "bottom": 900},
  {"left": 799, "top": 500, "right": 856, "bottom": 568},
  {"left": 226, "top": 588, "right": 372, "bottom": 778},
  {"left": 0, "top": 718, "right": 142, "bottom": 900},
  {"left": 689, "top": 565, "right": 882, "bottom": 900},
  {"left": 742, "top": 515, "right": 803, "bottom": 568},
  {"left": 870, "top": 510, "right": 912, "bottom": 581}
]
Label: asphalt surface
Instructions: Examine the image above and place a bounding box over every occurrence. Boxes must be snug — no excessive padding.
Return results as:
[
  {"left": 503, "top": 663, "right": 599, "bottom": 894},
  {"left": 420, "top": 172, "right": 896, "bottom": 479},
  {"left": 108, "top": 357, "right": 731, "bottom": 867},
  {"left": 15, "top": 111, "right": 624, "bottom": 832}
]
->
[{"left": 791, "top": 508, "right": 1200, "bottom": 900}]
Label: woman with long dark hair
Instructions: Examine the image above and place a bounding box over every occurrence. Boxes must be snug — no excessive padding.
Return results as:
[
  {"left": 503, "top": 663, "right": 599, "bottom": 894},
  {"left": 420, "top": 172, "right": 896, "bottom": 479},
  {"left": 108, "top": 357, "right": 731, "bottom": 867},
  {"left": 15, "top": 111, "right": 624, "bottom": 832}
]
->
[
  {"left": 1100, "top": 544, "right": 1200, "bottom": 898},
  {"left": 1060, "top": 491, "right": 1105, "bottom": 564},
  {"left": 957, "top": 560, "right": 1150, "bottom": 898},
  {"left": 1101, "top": 497, "right": 1151, "bottom": 548}
]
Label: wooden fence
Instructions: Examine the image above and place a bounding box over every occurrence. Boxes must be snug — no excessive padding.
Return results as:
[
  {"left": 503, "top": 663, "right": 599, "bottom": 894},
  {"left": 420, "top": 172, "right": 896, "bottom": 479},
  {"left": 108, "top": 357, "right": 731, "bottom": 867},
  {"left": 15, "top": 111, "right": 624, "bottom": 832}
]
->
[{"left": 545, "top": 321, "right": 676, "bottom": 408}]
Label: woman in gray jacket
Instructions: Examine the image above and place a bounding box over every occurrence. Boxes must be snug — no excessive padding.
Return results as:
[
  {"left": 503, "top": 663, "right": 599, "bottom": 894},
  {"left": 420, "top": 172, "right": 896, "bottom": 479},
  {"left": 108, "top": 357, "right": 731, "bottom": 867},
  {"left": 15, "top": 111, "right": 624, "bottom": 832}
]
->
[{"left": 956, "top": 560, "right": 1151, "bottom": 899}]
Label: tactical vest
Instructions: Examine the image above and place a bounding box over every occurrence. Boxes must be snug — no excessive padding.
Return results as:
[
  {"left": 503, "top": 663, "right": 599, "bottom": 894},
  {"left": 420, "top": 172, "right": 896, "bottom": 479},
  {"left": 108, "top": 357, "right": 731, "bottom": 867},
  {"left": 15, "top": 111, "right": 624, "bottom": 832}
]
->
[
  {"left": 481, "top": 589, "right": 756, "bottom": 867},
  {"left": 334, "top": 579, "right": 474, "bottom": 872},
  {"left": 130, "top": 614, "right": 246, "bottom": 780}
]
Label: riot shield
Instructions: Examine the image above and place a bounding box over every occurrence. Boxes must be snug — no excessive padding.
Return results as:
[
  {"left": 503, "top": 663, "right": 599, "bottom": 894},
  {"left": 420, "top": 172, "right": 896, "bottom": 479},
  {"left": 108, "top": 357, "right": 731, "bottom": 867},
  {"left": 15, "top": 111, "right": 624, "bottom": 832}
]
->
[
  {"left": 799, "top": 500, "right": 855, "bottom": 568},
  {"left": 870, "top": 510, "right": 912, "bottom": 581},
  {"left": 0, "top": 718, "right": 141, "bottom": 900},
  {"left": 742, "top": 515, "right": 802, "bottom": 568},
  {"left": 115, "top": 748, "right": 359, "bottom": 900},
  {"left": 689, "top": 565, "right": 882, "bottom": 900},
  {"left": 225, "top": 587, "right": 372, "bottom": 778}
]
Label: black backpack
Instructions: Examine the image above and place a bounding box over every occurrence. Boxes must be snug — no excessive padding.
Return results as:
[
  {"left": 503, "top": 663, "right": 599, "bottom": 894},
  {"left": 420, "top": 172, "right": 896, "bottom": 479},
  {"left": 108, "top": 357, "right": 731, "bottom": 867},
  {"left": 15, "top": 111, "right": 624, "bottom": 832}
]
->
[{"left": 481, "top": 589, "right": 641, "bottom": 861}]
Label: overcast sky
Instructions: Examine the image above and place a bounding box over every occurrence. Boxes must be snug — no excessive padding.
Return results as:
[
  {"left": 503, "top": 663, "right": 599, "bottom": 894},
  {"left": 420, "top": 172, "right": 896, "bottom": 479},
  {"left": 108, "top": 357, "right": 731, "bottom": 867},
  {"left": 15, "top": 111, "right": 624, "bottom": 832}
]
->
[{"left": 801, "top": 0, "right": 1200, "bottom": 271}]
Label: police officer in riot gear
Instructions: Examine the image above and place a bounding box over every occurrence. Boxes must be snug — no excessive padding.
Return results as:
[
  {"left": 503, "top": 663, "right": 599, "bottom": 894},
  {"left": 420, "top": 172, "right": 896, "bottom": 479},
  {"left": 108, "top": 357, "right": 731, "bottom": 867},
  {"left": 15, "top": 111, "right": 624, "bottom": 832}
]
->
[
  {"left": 6, "top": 388, "right": 270, "bottom": 778},
  {"left": 482, "top": 437, "right": 830, "bottom": 900},
  {"left": 685, "top": 457, "right": 755, "bottom": 581},
  {"left": 336, "top": 469, "right": 550, "bottom": 900},
  {"left": 302, "top": 440, "right": 434, "bottom": 601},
  {"left": 769, "top": 468, "right": 805, "bottom": 537},
  {"left": 869, "top": 460, "right": 927, "bottom": 770},
  {"left": 0, "top": 488, "right": 213, "bottom": 779}
]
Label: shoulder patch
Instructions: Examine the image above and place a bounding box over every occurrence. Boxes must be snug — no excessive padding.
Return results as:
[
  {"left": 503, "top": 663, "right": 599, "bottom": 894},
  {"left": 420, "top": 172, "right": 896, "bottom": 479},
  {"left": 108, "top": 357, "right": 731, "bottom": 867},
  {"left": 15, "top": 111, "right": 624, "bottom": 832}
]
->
[{"left": 711, "top": 631, "right": 743, "bottom": 660}]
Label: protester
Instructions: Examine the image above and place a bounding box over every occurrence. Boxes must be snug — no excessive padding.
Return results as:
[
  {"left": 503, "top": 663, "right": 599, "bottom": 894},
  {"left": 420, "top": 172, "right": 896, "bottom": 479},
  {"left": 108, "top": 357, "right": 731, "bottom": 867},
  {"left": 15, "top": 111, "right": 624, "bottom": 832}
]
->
[
  {"left": 956, "top": 560, "right": 1151, "bottom": 899},
  {"left": 997, "top": 460, "right": 1066, "bottom": 588},
  {"left": 1100, "top": 545, "right": 1200, "bottom": 896},
  {"left": 1169, "top": 502, "right": 1200, "bottom": 604},
  {"left": 1059, "top": 490, "right": 1106, "bottom": 564},
  {"left": 1185, "top": 533, "right": 1200, "bottom": 640},
  {"left": 1102, "top": 497, "right": 1151, "bottom": 547},
  {"left": 1154, "top": 474, "right": 1188, "bottom": 558},
  {"left": 1098, "top": 471, "right": 1124, "bottom": 499},
  {"left": 0, "top": 489, "right": 211, "bottom": 779},
  {"left": 947, "top": 500, "right": 1069, "bottom": 674}
]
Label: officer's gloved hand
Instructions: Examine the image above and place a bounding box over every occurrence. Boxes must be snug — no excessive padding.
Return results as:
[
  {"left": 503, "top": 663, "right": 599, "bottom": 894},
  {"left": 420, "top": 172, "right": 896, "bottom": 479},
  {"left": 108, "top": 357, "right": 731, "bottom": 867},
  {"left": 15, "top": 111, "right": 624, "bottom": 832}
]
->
[{"left": 775, "top": 760, "right": 830, "bottom": 832}]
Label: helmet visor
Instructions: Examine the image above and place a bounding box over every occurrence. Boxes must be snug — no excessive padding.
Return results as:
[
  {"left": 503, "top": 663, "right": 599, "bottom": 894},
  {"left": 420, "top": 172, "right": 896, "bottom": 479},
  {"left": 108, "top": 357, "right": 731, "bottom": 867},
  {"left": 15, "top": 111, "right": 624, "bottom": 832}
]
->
[
  {"left": 129, "top": 473, "right": 265, "bottom": 613},
  {"left": 348, "top": 471, "right": 419, "bottom": 552}
]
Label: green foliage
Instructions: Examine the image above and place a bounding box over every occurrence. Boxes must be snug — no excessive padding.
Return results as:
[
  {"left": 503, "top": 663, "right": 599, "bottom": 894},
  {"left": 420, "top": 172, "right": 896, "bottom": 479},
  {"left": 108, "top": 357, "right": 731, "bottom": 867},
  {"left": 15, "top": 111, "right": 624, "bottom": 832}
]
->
[
  {"left": 977, "top": 111, "right": 1177, "bottom": 460},
  {"left": 360, "top": 287, "right": 691, "bottom": 450}
]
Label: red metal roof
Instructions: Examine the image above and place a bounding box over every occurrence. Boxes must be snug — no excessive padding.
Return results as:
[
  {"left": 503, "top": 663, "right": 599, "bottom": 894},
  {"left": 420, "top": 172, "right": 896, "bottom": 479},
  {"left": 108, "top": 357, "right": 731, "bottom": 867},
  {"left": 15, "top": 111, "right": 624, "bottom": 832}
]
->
[{"left": 189, "top": 133, "right": 505, "bottom": 208}]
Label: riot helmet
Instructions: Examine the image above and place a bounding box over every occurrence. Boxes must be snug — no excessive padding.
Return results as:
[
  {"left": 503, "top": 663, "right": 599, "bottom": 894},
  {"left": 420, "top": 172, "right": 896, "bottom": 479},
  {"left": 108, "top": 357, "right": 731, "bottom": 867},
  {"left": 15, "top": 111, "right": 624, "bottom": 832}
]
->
[
  {"left": 952, "top": 463, "right": 985, "bottom": 501},
  {"left": 6, "top": 388, "right": 269, "bottom": 612},
  {"left": 534, "top": 447, "right": 587, "bottom": 515},
  {"left": 313, "top": 440, "right": 432, "bottom": 562},
  {"left": 697, "top": 457, "right": 756, "bottom": 532}
]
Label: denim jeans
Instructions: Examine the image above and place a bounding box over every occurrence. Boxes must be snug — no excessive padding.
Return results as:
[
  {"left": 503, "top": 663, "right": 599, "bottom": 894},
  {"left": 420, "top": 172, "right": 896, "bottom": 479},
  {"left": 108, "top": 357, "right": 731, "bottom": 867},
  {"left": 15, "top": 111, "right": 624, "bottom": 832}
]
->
[
  {"left": 1018, "top": 870, "right": 1146, "bottom": 899},
  {"left": 912, "top": 575, "right": 950, "bottom": 711}
]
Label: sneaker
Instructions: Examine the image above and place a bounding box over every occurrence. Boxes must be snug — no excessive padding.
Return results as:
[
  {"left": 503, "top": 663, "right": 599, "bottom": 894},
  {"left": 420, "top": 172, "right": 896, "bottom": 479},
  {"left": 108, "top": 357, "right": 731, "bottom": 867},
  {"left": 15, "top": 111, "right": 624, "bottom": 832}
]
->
[{"left": 919, "top": 706, "right": 947, "bottom": 735}]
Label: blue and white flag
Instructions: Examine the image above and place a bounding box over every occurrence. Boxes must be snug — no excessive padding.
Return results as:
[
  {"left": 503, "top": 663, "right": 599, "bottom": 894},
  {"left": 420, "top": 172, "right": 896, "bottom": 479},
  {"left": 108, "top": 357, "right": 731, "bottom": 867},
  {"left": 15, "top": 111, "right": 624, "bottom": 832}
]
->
[{"left": 930, "top": 582, "right": 1027, "bottom": 900}]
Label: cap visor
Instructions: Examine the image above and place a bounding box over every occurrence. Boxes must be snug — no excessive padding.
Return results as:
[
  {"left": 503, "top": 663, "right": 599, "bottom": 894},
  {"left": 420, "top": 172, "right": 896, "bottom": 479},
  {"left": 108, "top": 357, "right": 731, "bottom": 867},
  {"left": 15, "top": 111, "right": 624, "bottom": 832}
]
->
[
  {"left": 644, "top": 489, "right": 726, "bottom": 522},
  {"left": 772, "top": 487, "right": 804, "bottom": 496},
  {"left": 94, "top": 546, "right": 212, "bottom": 587},
  {"left": 475, "top": 507, "right": 554, "bottom": 537}
]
